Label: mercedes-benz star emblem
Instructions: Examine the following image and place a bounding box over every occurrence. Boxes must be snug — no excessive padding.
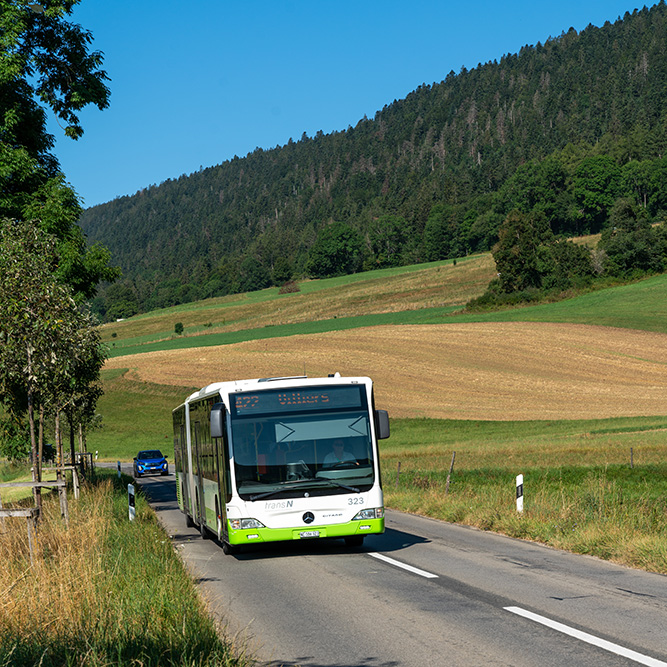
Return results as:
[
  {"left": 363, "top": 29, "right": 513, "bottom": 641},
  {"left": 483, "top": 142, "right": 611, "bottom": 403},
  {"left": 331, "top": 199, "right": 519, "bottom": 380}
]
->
[{"left": 303, "top": 512, "right": 315, "bottom": 524}]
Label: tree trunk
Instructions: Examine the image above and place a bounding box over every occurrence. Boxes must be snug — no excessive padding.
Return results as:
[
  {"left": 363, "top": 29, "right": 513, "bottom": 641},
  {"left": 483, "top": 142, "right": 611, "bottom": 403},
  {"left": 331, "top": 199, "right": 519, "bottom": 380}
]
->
[
  {"left": 55, "top": 411, "right": 63, "bottom": 472},
  {"left": 68, "top": 410, "right": 76, "bottom": 467},
  {"left": 36, "top": 404, "right": 44, "bottom": 514},
  {"left": 26, "top": 346, "right": 42, "bottom": 515},
  {"left": 55, "top": 411, "right": 68, "bottom": 522}
]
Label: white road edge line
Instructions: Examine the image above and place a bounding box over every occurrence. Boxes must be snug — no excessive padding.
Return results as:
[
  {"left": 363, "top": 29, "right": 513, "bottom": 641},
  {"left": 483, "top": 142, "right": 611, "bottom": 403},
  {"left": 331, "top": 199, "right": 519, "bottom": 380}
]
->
[
  {"left": 368, "top": 552, "right": 439, "bottom": 578},
  {"left": 504, "top": 606, "right": 667, "bottom": 667}
]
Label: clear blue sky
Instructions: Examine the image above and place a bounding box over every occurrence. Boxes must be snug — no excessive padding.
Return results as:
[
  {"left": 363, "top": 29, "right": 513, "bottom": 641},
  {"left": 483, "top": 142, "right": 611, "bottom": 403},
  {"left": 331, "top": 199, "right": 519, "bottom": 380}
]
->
[{"left": 50, "top": 0, "right": 644, "bottom": 209}]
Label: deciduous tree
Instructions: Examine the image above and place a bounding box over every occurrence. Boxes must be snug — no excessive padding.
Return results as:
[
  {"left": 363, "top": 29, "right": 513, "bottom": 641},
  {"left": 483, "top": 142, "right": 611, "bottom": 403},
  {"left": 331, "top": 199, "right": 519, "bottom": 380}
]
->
[
  {"left": 307, "top": 221, "right": 364, "bottom": 278},
  {"left": 0, "top": 0, "right": 118, "bottom": 300},
  {"left": 0, "top": 219, "right": 105, "bottom": 506}
]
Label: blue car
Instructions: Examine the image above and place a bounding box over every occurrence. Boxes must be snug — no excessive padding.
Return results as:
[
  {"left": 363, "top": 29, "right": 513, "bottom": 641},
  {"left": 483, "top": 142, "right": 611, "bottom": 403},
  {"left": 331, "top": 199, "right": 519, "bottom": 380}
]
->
[{"left": 133, "top": 449, "right": 169, "bottom": 477}]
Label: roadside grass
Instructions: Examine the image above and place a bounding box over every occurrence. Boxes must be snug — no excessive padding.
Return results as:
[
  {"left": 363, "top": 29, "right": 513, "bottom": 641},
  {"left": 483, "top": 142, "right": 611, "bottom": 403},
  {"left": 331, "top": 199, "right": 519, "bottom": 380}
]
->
[
  {"left": 382, "top": 418, "right": 667, "bottom": 573},
  {"left": 0, "top": 469, "right": 252, "bottom": 667},
  {"left": 0, "top": 461, "right": 28, "bottom": 483}
]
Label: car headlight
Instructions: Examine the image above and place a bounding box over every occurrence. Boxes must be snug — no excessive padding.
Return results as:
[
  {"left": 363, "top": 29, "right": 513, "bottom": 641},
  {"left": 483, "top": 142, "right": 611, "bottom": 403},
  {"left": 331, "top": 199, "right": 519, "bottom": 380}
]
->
[
  {"left": 353, "top": 507, "right": 384, "bottom": 521},
  {"left": 229, "top": 518, "right": 266, "bottom": 530}
]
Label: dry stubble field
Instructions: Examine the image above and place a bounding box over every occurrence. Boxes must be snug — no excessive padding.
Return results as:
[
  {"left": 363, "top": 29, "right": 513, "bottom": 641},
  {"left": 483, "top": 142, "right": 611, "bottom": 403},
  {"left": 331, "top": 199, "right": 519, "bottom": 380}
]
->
[{"left": 104, "top": 321, "right": 667, "bottom": 420}]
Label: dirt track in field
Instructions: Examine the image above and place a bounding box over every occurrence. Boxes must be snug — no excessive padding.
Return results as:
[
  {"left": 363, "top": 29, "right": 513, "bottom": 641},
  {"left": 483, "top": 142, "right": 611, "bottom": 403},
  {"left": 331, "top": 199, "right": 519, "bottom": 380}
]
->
[{"left": 104, "top": 322, "right": 667, "bottom": 420}]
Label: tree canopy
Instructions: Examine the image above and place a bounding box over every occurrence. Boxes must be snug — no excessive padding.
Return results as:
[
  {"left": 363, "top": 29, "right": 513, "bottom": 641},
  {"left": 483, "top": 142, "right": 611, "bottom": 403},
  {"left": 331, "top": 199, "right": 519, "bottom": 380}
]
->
[
  {"left": 0, "top": 0, "right": 118, "bottom": 300},
  {"left": 307, "top": 222, "right": 364, "bottom": 278}
]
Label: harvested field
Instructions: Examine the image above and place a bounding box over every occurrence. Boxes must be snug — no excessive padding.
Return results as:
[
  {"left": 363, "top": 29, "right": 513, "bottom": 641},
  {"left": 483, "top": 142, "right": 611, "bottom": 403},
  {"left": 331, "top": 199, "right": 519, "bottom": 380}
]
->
[{"left": 104, "top": 322, "right": 667, "bottom": 421}]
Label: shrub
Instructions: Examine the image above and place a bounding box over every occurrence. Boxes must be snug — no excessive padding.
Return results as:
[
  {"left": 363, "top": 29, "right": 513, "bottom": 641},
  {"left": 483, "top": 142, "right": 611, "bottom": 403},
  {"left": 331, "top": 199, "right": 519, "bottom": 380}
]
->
[{"left": 278, "top": 280, "right": 300, "bottom": 294}]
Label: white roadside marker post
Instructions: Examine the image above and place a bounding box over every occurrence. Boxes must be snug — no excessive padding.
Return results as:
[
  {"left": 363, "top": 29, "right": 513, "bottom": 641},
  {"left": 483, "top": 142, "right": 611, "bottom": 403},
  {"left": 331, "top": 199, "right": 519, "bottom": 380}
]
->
[
  {"left": 128, "top": 484, "right": 136, "bottom": 521},
  {"left": 516, "top": 474, "right": 524, "bottom": 513}
]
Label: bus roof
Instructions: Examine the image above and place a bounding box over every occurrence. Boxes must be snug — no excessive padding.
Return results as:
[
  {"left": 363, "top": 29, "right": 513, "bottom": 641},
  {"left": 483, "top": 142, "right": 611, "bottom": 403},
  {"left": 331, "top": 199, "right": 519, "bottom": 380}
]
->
[{"left": 184, "top": 373, "right": 373, "bottom": 405}]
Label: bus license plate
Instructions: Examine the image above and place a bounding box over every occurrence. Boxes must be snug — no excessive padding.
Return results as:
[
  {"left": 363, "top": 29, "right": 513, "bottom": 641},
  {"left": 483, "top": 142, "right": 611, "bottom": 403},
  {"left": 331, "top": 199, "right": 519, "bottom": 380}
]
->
[{"left": 300, "top": 530, "right": 320, "bottom": 539}]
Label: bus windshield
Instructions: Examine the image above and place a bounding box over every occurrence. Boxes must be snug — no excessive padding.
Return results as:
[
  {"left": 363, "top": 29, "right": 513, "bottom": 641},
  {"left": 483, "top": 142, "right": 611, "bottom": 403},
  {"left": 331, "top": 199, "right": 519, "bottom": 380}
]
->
[{"left": 229, "top": 385, "right": 375, "bottom": 500}]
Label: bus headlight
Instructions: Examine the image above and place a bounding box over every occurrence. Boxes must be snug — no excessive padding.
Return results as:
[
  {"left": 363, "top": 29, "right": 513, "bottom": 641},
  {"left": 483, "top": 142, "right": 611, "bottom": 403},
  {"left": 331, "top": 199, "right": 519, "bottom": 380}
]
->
[
  {"left": 229, "top": 518, "right": 265, "bottom": 530},
  {"left": 352, "top": 508, "right": 384, "bottom": 521}
]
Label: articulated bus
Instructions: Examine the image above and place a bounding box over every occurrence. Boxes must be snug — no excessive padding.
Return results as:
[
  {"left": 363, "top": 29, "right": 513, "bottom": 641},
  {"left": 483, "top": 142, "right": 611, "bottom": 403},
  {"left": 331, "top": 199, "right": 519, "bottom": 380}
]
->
[{"left": 173, "top": 373, "right": 389, "bottom": 554}]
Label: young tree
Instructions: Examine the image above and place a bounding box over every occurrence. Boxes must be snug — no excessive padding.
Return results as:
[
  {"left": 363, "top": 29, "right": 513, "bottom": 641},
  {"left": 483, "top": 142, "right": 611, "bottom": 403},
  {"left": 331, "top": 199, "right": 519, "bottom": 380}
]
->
[
  {"left": 272, "top": 255, "right": 294, "bottom": 284},
  {"left": 105, "top": 281, "right": 140, "bottom": 320},
  {"left": 238, "top": 256, "right": 272, "bottom": 292},
  {"left": 0, "top": 219, "right": 106, "bottom": 507}
]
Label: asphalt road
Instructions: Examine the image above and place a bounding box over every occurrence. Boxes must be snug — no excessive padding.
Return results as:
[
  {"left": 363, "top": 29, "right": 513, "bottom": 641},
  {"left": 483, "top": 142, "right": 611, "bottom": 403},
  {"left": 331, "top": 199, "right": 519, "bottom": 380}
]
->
[{"left": 125, "top": 467, "right": 667, "bottom": 667}]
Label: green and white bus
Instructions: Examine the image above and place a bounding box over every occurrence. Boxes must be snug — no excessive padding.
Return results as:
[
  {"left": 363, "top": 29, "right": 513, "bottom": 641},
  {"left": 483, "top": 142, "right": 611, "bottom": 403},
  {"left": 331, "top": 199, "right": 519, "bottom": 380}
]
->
[{"left": 173, "top": 373, "right": 389, "bottom": 553}]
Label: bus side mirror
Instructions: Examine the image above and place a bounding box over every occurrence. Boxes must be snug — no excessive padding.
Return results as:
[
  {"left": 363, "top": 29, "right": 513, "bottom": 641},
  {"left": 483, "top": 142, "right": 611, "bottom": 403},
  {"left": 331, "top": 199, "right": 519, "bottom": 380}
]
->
[
  {"left": 375, "top": 410, "right": 390, "bottom": 439},
  {"left": 211, "top": 403, "right": 227, "bottom": 439}
]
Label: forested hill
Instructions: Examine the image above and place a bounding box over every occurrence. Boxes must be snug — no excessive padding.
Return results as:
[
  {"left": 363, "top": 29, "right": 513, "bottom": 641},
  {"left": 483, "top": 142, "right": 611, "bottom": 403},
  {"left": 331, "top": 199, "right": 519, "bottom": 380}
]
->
[{"left": 82, "top": 3, "right": 667, "bottom": 318}]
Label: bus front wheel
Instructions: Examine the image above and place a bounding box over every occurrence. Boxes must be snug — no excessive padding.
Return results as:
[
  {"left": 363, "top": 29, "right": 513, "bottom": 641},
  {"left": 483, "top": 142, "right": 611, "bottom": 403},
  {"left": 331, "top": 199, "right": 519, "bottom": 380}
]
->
[{"left": 222, "top": 541, "right": 237, "bottom": 555}]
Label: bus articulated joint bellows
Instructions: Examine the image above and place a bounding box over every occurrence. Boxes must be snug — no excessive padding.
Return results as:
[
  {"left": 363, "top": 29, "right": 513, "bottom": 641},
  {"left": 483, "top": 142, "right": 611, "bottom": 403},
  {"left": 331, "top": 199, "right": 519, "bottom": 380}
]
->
[{"left": 173, "top": 373, "right": 389, "bottom": 554}]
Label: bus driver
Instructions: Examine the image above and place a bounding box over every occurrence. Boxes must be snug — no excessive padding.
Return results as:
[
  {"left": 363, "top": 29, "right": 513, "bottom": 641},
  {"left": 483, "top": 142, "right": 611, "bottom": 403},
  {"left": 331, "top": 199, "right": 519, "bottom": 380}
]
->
[{"left": 323, "top": 439, "right": 358, "bottom": 467}]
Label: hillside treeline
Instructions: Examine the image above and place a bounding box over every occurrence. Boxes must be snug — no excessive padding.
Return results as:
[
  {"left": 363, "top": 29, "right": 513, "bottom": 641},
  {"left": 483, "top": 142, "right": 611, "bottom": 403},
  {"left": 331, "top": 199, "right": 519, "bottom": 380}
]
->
[{"left": 81, "top": 3, "right": 667, "bottom": 319}]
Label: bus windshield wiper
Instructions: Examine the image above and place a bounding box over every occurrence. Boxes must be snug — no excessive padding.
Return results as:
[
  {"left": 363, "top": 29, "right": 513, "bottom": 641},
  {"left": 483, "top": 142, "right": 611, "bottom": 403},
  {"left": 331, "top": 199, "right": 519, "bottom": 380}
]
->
[
  {"left": 248, "top": 478, "right": 359, "bottom": 501},
  {"left": 318, "top": 479, "right": 360, "bottom": 493},
  {"left": 249, "top": 480, "right": 312, "bottom": 501},
  {"left": 249, "top": 488, "right": 287, "bottom": 501}
]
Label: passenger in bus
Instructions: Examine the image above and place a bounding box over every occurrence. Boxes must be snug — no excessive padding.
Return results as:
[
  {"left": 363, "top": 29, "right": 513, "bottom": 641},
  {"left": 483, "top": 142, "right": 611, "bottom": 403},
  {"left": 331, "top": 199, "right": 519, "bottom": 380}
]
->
[{"left": 323, "top": 439, "right": 358, "bottom": 467}]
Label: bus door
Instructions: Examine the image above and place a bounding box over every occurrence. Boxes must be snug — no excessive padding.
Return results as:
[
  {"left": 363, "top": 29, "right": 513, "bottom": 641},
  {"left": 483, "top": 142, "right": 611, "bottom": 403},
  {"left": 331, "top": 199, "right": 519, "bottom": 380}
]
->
[
  {"left": 214, "top": 434, "right": 229, "bottom": 541},
  {"left": 211, "top": 403, "right": 231, "bottom": 541},
  {"left": 179, "top": 422, "right": 191, "bottom": 514},
  {"left": 192, "top": 421, "right": 206, "bottom": 526}
]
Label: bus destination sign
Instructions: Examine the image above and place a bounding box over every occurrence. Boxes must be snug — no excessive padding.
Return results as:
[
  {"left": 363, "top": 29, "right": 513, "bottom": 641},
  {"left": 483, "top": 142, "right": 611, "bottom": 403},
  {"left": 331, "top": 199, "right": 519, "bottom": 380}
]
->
[{"left": 232, "top": 385, "right": 364, "bottom": 416}]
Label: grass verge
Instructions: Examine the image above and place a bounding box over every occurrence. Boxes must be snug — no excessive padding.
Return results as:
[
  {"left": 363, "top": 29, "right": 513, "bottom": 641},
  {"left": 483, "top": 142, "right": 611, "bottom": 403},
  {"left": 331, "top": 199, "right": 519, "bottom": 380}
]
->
[{"left": 0, "top": 470, "right": 252, "bottom": 667}]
